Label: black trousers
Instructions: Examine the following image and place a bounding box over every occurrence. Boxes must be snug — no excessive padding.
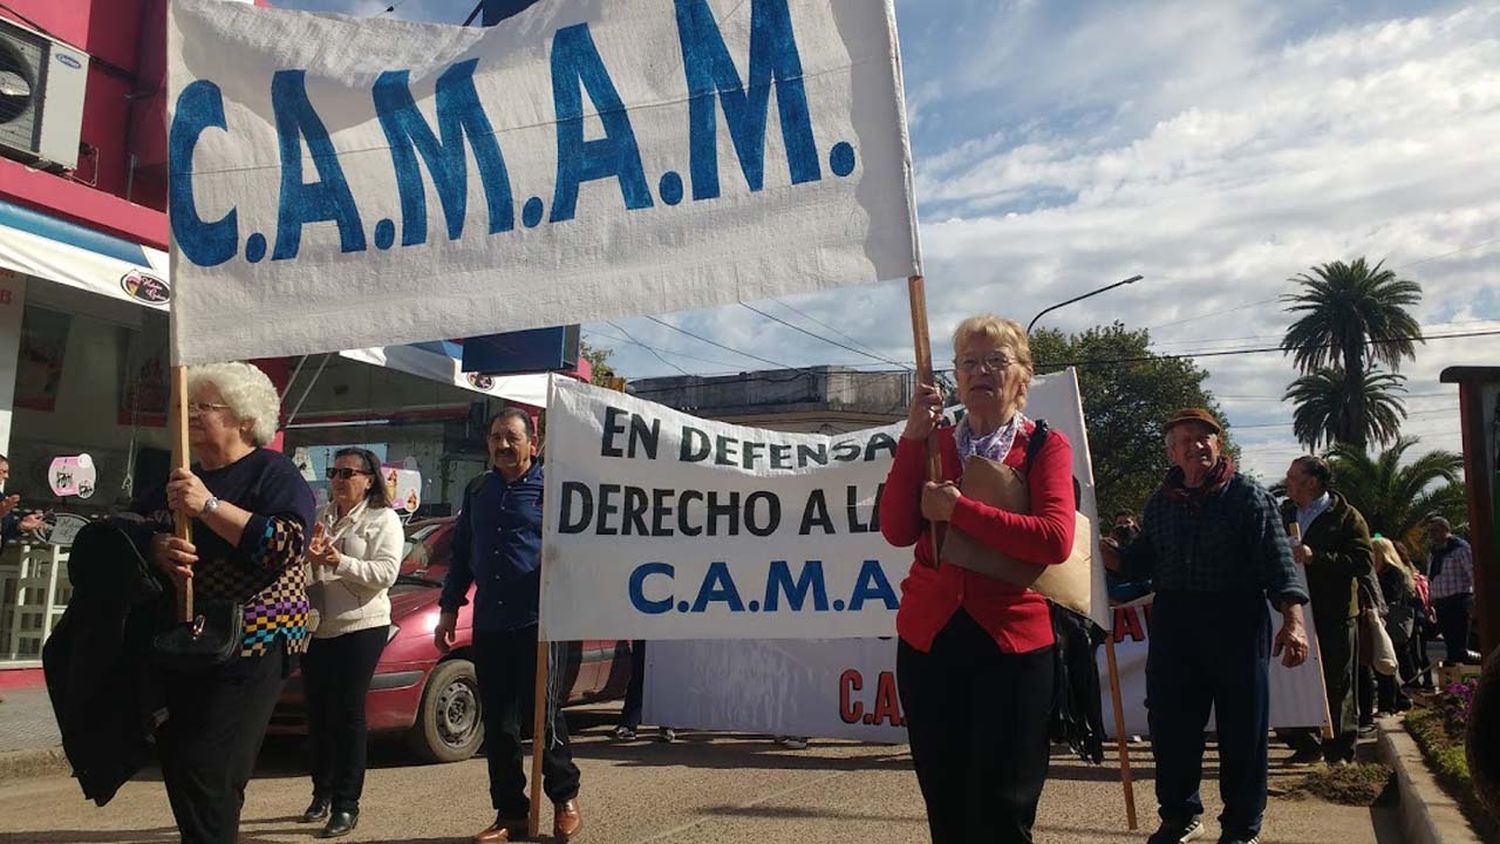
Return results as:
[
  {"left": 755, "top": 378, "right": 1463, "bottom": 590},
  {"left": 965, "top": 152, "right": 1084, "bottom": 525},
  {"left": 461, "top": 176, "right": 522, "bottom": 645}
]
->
[
  {"left": 619, "top": 640, "right": 646, "bottom": 730},
  {"left": 1282, "top": 614, "right": 1357, "bottom": 762},
  {"left": 473, "top": 626, "right": 581, "bottom": 817},
  {"left": 159, "top": 644, "right": 288, "bottom": 844},
  {"left": 896, "top": 610, "right": 1054, "bottom": 844},
  {"left": 1434, "top": 594, "right": 1474, "bottom": 663},
  {"left": 1146, "top": 593, "right": 1270, "bottom": 839},
  {"left": 303, "top": 625, "right": 388, "bottom": 812}
]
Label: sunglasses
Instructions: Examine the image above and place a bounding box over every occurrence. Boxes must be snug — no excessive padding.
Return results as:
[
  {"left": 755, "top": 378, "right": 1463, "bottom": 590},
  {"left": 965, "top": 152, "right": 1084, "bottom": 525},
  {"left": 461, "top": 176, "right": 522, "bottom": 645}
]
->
[{"left": 326, "top": 467, "right": 373, "bottom": 480}]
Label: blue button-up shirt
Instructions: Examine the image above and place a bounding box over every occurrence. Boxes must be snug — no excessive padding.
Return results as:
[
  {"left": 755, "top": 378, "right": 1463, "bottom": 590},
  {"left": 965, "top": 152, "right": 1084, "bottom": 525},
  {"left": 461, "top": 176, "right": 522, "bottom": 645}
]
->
[
  {"left": 439, "top": 461, "right": 544, "bottom": 632},
  {"left": 1295, "top": 492, "right": 1332, "bottom": 539}
]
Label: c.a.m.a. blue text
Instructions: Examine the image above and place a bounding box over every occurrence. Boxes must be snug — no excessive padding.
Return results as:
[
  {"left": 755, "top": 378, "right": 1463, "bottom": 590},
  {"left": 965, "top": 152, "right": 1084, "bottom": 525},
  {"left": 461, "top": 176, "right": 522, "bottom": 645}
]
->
[{"left": 169, "top": 0, "right": 862, "bottom": 268}]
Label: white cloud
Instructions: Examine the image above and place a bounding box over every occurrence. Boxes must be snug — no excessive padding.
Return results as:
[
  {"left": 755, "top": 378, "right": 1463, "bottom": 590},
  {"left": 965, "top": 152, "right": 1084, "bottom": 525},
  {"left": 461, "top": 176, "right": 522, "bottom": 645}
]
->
[{"left": 273, "top": 0, "right": 1498, "bottom": 482}]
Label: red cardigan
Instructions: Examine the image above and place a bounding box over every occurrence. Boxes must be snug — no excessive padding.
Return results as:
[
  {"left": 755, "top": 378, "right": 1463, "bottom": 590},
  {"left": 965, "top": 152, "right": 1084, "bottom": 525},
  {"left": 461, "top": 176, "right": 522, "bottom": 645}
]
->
[{"left": 881, "top": 421, "right": 1076, "bottom": 654}]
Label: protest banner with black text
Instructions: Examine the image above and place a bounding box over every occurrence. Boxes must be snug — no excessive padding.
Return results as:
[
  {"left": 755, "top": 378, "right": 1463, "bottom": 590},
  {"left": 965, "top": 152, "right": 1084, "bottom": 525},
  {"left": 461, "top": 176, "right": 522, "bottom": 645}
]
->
[
  {"left": 166, "top": 0, "right": 919, "bottom": 364},
  {"left": 540, "top": 376, "right": 907, "bottom": 641}
]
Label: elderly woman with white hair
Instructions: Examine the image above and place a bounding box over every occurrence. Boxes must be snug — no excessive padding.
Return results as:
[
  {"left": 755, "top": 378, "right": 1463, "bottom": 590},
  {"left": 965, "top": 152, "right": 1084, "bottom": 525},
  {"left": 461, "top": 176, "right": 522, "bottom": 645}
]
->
[
  {"left": 880, "top": 314, "right": 1077, "bottom": 844},
  {"left": 138, "top": 361, "right": 315, "bottom": 844}
]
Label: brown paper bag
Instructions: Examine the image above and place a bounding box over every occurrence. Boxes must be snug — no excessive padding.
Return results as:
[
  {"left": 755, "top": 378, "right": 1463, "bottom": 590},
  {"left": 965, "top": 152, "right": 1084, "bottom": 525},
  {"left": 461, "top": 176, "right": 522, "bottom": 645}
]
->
[{"left": 939, "top": 455, "right": 1095, "bottom": 618}]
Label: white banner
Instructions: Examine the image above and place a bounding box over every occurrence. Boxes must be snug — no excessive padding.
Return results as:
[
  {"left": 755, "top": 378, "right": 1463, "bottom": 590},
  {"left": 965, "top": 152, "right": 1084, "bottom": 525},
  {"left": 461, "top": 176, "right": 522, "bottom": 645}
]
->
[
  {"left": 540, "top": 377, "right": 908, "bottom": 641},
  {"left": 645, "top": 596, "right": 1330, "bottom": 740},
  {"left": 540, "top": 370, "right": 1111, "bottom": 640},
  {"left": 167, "top": 0, "right": 920, "bottom": 364}
]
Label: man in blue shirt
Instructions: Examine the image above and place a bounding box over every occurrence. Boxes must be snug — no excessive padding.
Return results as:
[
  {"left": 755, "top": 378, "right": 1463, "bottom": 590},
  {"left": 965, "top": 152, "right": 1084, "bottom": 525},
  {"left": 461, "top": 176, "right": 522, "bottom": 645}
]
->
[{"left": 435, "top": 409, "right": 582, "bottom": 843}]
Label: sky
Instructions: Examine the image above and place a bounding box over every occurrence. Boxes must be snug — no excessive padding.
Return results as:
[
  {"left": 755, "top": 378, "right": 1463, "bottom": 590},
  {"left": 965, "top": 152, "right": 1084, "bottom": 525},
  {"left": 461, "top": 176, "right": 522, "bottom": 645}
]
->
[{"left": 273, "top": 0, "right": 1500, "bottom": 481}]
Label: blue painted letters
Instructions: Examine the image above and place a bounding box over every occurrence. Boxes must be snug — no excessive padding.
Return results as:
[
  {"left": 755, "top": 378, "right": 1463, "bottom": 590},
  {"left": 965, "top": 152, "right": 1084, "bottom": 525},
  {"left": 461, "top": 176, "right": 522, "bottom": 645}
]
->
[
  {"left": 373, "top": 60, "right": 514, "bottom": 245},
  {"left": 549, "top": 24, "right": 653, "bottom": 223},
  {"left": 674, "top": 0, "right": 820, "bottom": 200},
  {"left": 169, "top": 81, "right": 238, "bottom": 267},
  {"left": 271, "top": 70, "right": 366, "bottom": 260}
]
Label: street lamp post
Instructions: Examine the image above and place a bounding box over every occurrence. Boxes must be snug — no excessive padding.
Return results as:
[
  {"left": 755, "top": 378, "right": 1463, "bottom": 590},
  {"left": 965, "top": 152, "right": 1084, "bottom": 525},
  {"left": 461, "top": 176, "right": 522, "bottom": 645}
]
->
[{"left": 1026, "top": 275, "right": 1144, "bottom": 334}]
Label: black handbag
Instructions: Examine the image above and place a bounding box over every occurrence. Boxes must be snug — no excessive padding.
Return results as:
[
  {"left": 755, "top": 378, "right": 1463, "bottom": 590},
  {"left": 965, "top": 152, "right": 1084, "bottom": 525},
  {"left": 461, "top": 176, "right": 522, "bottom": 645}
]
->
[{"left": 153, "top": 599, "right": 242, "bottom": 672}]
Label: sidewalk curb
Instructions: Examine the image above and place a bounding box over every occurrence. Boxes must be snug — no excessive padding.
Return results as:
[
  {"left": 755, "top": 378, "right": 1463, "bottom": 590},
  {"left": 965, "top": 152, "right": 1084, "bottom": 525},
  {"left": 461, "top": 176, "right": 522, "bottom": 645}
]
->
[
  {"left": 1375, "top": 716, "right": 1482, "bottom": 844},
  {"left": 0, "top": 746, "right": 70, "bottom": 783}
]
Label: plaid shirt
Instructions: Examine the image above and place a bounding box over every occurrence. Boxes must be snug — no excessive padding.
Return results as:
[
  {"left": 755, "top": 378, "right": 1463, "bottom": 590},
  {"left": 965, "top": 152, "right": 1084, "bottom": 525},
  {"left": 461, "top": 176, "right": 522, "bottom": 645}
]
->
[
  {"left": 1121, "top": 473, "right": 1309, "bottom": 607},
  {"left": 1428, "top": 537, "right": 1474, "bottom": 600}
]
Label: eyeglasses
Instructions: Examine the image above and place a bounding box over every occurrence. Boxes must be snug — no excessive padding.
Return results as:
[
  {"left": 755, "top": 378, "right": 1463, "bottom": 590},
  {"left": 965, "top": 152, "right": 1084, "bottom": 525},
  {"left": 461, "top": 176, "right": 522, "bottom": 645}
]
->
[
  {"left": 953, "top": 353, "right": 1014, "bottom": 373},
  {"left": 186, "top": 402, "right": 232, "bottom": 415},
  {"left": 326, "top": 467, "right": 372, "bottom": 480}
]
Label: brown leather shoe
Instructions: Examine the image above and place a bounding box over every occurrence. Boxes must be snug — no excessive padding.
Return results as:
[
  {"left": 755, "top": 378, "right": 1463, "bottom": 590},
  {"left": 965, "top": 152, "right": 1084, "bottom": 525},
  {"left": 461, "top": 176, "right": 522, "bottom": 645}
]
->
[
  {"left": 553, "top": 799, "right": 583, "bottom": 842},
  {"left": 472, "top": 816, "right": 527, "bottom": 843}
]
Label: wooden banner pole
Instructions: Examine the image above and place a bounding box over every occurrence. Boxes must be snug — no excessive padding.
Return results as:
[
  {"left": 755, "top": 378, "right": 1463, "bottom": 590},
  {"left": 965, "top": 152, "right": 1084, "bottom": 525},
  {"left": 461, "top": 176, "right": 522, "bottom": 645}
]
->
[
  {"left": 170, "top": 365, "right": 194, "bottom": 621},
  {"left": 1103, "top": 635, "right": 1138, "bottom": 830},
  {"left": 906, "top": 275, "right": 945, "bottom": 560},
  {"left": 528, "top": 637, "right": 548, "bottom": 838}
]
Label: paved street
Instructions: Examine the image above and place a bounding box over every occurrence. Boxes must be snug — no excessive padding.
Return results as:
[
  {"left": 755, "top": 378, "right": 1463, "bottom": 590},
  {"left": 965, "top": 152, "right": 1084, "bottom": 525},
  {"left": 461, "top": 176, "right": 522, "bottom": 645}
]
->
[
  {"left": 0, "top": 707, "right": 1399, "bottom": 844},
  {"left": 0, "top": 688, "right": 60, "bottom": 753}
]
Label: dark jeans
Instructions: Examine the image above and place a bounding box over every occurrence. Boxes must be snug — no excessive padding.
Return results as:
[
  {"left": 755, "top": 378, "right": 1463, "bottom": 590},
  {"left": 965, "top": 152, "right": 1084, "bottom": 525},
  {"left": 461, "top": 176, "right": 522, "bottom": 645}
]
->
[
  {"left": 474, "top": 626, "right": 581, "bottom": 817},
  {"left": 160, "top": 644, "right": 288, "bottom": 844},
  {"left": 1434, "top": 594, "right": 1475, "bottom": 663},
  {"left": 1281, "top": 613, "right": 1357, "bottom": 762},
  {"left": 1410, "top": 627, "right": 1433, "bottom": 687},
  {"left": 619, "top": 640, "right": 646, "bottom": 730},
  {"left": 1147, "top": 592, "right": 1270, "bottom": 839},
  {"left": 303, "top": 625, "right": 388, "bottom": 813},
  {"left": 896, "top": 610, "right": 1054, "bottom": 844}
]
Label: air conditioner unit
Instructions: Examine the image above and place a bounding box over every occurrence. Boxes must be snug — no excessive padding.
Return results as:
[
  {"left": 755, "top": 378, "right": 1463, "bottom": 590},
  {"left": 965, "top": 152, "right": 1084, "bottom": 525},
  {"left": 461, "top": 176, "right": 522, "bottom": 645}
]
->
[{"left": 0, "top": 16, "right": 88, "bottom": 172}]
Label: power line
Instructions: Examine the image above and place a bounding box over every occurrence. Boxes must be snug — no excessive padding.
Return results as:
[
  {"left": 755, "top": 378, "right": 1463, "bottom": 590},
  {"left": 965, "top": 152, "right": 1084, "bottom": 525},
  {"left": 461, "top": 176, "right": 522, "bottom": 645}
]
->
[
  {"left": 585, "top": 330, "right": 750, "bottom": 371},
  {"left": 605, "top": 322, "right": 689, "bottom": 376},
  {"left": 644, "top": 316, "right": 795, "bottom": 369},
  {"left": 771, "top": 298, "right": 903, "bottom": 366},
  {"left": 738, "top": 302, "right": 912, "bottom": 370},
  {"left": 1040, "top": 327, "right": 1500, "bottom": 369},
  {"left": 1144, "top": 236, "right": 1500, "bottom": 334}
]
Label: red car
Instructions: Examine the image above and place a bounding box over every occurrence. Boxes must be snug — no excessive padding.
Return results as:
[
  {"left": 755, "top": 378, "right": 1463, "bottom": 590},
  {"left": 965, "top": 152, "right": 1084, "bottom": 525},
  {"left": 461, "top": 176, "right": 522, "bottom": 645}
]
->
[{"left": 271, "top": 517, "right": 632, "bottom": 762}]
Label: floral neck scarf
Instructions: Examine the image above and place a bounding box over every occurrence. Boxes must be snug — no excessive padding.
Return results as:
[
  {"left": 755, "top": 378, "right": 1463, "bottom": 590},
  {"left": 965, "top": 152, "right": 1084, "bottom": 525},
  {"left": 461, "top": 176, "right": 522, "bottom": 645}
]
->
[{"left": 955, "top": 412, "right": 1025, "bottom": 466}]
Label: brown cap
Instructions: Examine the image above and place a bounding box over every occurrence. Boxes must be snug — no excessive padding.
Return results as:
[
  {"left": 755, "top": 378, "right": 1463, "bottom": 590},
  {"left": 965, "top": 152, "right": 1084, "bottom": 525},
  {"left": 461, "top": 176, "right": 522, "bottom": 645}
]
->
[{"left": 1163, "top": 407, "right": 1223, "bottom": 436}]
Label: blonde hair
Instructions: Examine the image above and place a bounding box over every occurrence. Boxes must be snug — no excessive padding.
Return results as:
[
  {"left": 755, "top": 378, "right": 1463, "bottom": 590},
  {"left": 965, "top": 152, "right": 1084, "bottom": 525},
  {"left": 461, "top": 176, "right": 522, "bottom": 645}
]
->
[
  {"left": 1371, "top": 536, "right": 1413, "bottom": 589},
  {"left": 187, "top": 362, "right": 282, "bottom": 446},
  {"left": 951, "top": 315, "right": 1035, "bottom": 375},
  {"left": 950, "top": 315, "right": 1034, "bottom": 408}
]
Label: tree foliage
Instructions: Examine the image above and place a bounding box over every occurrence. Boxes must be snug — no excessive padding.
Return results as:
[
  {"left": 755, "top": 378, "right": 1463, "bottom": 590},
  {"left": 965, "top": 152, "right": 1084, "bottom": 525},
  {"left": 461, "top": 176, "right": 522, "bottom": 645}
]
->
[
  {"left": 1327, "top": 436, "right": 1466, "bottom": 549},
  {"left": 1285, "top": 367, "right": 1408, "bottom": 450},
  {"left": 579, "top": 339, "right": 617, "bottom": 387},
  {"left": 1031, "top": 322, "right": 1230, "bottom": 518},
  {"left": 1280, "top": 257, "right": 1423, "bottom": 450},
  {"left": 1280, "top": 257, "right": 1423, "bottom": 378}
]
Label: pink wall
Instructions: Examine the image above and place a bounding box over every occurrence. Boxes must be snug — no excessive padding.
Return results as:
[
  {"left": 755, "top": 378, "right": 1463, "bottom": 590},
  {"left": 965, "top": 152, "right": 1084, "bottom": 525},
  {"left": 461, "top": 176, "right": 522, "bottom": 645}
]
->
[{"left": 1, "top": 0, "right": 164, "bottom": 243}]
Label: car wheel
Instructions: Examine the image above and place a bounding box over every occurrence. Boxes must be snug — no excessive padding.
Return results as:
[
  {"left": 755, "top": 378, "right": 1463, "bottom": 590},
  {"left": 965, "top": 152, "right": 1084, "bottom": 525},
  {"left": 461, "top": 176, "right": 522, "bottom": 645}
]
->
[{"left": 406, "top": 658, "right": 484, "bottom": 763}]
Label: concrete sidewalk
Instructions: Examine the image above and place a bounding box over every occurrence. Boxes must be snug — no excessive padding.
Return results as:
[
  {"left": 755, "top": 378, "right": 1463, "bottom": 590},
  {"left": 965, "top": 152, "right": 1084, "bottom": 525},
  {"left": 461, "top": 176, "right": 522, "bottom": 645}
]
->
[{"left": 0, "top": 688, "right": 60, "bottom": 754}]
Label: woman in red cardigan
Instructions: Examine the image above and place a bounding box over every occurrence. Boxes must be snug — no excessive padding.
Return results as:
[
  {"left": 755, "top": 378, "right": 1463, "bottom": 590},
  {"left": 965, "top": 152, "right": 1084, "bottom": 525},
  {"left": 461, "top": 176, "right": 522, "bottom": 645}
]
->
[{"left": 882, "top": 314, "right": 1076, "bottom": 844}]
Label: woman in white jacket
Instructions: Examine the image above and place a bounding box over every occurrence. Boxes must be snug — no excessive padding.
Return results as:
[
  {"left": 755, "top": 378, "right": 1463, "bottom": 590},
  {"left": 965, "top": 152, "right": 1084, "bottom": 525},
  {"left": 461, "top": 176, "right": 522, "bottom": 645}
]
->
[{"left": 299, "top": 447, "right": 404, "bottom": 838}]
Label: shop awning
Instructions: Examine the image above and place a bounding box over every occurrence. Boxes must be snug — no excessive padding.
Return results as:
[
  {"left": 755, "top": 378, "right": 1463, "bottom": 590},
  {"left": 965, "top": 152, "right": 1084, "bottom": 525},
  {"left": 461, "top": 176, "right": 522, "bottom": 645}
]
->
[
  {"left": 339, "top": 343, "right": 550, "bottom": 408},
  {"left": 0, "top": 199, "right": 170, "bottom": 309}
]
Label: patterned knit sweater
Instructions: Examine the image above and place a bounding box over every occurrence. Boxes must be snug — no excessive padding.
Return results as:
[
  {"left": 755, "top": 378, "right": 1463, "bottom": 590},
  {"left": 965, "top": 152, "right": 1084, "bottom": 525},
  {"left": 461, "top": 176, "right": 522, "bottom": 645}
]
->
[{"left": 138, "top": 448, "right": 317, "bottom": 657}]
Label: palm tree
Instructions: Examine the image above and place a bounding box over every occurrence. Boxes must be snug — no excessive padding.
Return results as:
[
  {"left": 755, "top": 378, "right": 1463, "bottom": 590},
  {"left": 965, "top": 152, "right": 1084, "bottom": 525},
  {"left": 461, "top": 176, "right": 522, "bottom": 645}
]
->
[
  {"left": 1327, "top": 436, "right": 1465, "bottom": 549},
  {"left": 1285, "top": 367, "right": 1407, "bottom": 450},
  {"left": 1281, "top": 257, "right": 1424, "bottom": 378}
]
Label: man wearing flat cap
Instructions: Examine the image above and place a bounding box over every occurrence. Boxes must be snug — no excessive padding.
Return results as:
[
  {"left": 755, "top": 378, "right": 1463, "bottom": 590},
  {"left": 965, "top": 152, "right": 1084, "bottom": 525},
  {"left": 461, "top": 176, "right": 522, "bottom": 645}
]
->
[{"left": 1103, "top": 408, "right": 1310, "bottom": 844}]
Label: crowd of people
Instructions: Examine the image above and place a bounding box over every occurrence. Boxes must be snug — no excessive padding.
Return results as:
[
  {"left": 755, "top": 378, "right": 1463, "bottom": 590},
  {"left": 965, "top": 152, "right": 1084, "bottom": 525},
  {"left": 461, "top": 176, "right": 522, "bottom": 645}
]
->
[{"left": 35, "top": 316, "right": 1481, "bottom": 844}]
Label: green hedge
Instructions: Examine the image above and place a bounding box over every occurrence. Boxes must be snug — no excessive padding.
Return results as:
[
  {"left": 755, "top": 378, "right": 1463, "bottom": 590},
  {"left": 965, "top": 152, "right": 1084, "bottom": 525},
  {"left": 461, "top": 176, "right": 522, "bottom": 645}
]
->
[{"left": 1405, "top": 708, "right": 1496, "bottom": 838}]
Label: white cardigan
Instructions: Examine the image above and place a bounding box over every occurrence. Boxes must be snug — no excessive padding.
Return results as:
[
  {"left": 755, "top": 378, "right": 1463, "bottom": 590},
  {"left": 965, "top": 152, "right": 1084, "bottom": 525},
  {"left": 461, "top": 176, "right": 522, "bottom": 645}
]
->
[{"left": 308, "top": 500, "right": 404, "bottom": 639}]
